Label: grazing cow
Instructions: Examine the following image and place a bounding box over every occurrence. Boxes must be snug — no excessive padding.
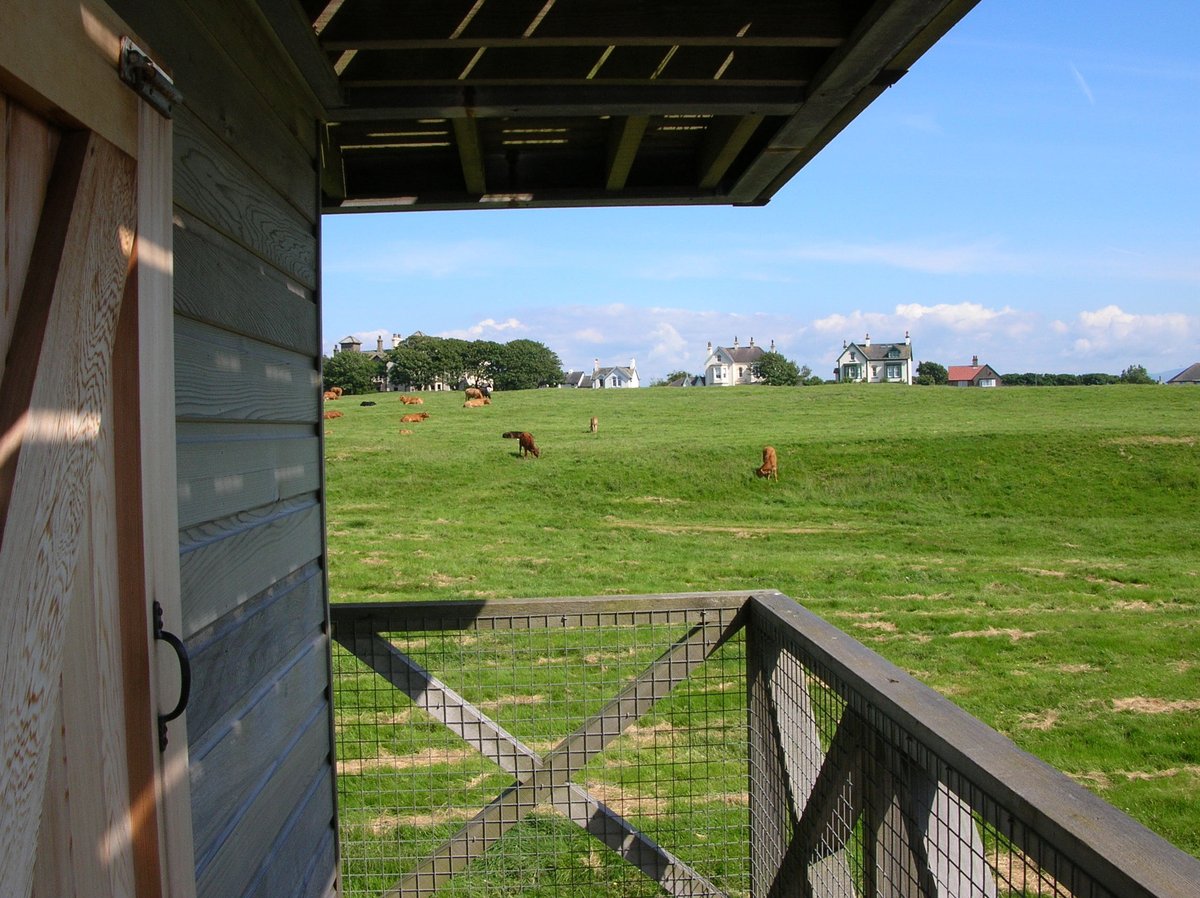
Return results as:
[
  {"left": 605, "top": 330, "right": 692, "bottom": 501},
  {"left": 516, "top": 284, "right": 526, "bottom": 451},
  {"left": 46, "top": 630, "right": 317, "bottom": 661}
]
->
[
  {"left": 323, "top": 390, "right": 339, "bottom": 401},
  {"left": 330, "top": 386, "right": 343, "bottom": 397},
  {"left": 323, "top": 410, "right": 343, "bottom": 420},
  {"left": 360, "top": 401, "right": 376, "bottom": 407},
  {"left": 400, "top": 412, "right": 429, "bottom": 423},
  {"left": 465, "top": 387, "right": 483, "bottom": 400},
  {"left": 755, "top": 445, "right": 778, "bottom": 481},
  {"left": 400, "top": 395, "right": 424, "bottom": 405},
  {"left": 589, "top": 415, "right": 598, "bottom": 433},
  {"left": 502, "top": 431, "right": 540, "bottom": 458}
]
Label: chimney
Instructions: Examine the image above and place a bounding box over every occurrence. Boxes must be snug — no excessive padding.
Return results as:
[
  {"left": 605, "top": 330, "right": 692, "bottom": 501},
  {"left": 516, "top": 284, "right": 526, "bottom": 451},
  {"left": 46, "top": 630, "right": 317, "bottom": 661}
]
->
[
  {"left": 733, "top": 335, "right": 739, "bottom": 348},
  {"left": 749, "top": 337, "right": 755, "bottom": 347},
  {"left": 630, "top": 357, "right": 637, "bottom": 370},
  {"left": 377, "top": 335, "right": 384, "bottom": 352},
  {"left": 770, "top": 339, "right": 775, "bottom": 352},
  {"left": 972, "top": 354, "right": 979, "bottom": 367},
  {"left": 864, "top": 333, "right": 871, "bottom": 347},
  {"left": 593, "top": 358, "right": 600, "bottom": 373},
  {"left": 905, "top": 330, "right": 911, "bottom": 345},
  {"left": 392, "top": 333, "right": 402, "bottom": 347},
  {"left": 706, "top": 341, "right": 712, "bottom": 354}
]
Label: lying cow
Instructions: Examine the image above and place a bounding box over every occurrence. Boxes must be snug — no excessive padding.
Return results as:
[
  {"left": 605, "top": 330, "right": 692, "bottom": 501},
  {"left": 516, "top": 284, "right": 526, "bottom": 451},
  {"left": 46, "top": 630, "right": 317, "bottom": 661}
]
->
[
  {"left": 400, "top": 412, "right": 430, "bottom": 423},
  {"left": 463, "top": 397, "right": 491, "bottom": 408},
  {"left": 755, "top": 445, "right": 778, "bottom": 481},
  {"left": 502, "top": 431, "right": 540, "bottom": 458},
  {"left": 400, "top": 395, "right": 424, "bottom": 405},
  {"left": 323, "top": 410, "right": 343, "bottom": 420}
]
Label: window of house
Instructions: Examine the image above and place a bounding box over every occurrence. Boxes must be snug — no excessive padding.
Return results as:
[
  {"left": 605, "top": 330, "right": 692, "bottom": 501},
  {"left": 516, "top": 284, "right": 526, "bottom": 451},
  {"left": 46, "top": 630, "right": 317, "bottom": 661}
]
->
[
  {"left": 844, "top": 364, "right": 861, "bottom": 380},
  {"left": 886, "top": 363, "right": 904, "bottom": 380}
]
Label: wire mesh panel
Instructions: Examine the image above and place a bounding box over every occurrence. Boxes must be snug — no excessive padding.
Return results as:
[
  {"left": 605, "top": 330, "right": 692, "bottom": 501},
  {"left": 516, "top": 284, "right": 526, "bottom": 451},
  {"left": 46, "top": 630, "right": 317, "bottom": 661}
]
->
[
  {"left": 333, "top": 597, "right": 750, "bottom": 898},
  {"left": 745, "top": 592, "right": 1200, "bottom": 898}
]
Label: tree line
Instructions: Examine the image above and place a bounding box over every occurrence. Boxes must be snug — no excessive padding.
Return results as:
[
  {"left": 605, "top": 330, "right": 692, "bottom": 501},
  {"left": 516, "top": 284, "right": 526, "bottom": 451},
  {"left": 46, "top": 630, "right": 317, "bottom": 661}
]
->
[{"left": 323, "top": 334, "right": 564, "bottom": 394}]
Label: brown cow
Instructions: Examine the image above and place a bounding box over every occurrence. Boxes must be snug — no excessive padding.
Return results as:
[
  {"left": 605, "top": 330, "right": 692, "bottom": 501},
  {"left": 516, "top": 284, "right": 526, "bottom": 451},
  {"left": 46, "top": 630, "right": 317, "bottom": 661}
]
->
[
  {"left": 323, "top": 390, "right": 339, "bottom": 401},
  {"left": 330, "top": 386, "right": 343, "bottom": 397},
  {"left": 400, "top": 412, "right": 430, "bottom": 423},
  {"left": 502, "top": 431, "right": 540, "bottom": 458},
  {"left": 400, "top": 395, "right": 424, "bottom": 405},
  {"left": 589, "top": 415, "right": 598, "bottom": 433},
  {"left": 755, "top": 445, "right": 778, "bottom": 481},
  {"left": 465, "top": 387, "right": 484, "bottom": 400},
  {"left": 463, "top": 397, "right": 491, "bottom": 408},
  {"left": 323, "top": 410, "right": 343, "bottom": 420}
]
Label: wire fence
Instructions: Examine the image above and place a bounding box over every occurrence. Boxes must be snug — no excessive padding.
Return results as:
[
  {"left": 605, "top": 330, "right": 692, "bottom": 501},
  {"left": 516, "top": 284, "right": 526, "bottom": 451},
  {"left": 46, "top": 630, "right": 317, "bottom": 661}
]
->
[{"left": 330, "top": 592, "right": 1200, "bottom": 898}]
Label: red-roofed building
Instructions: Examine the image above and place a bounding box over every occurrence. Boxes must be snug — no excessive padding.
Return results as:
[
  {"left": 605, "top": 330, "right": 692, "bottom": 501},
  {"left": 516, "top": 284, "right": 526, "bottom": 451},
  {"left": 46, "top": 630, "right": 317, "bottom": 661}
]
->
[{"left": 948, "top": 356, "right": 1002, "bottom": 387}]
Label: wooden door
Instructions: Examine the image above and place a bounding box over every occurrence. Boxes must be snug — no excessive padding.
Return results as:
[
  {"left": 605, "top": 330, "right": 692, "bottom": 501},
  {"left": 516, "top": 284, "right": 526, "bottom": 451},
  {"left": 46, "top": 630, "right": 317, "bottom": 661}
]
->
[{"left": 0, "top": 2, "right": 194, "bottom": 896}]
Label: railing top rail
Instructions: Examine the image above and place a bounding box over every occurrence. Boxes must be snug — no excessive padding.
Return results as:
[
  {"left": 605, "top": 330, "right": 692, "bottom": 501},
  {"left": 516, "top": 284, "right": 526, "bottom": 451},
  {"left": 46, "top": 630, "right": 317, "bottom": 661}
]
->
[
  {"left": 749, "top": 590, "right": 1200, "bottom": 898},
  {"left": 329, "top": 591, "right": 752, "bottom": 632}
]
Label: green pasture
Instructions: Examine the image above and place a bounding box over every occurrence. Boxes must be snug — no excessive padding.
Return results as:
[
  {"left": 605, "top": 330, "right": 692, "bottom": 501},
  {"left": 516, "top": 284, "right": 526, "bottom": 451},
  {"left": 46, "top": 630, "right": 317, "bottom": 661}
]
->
[{"left": 324, "top": 383, "right": 1200, "bottom": 865}]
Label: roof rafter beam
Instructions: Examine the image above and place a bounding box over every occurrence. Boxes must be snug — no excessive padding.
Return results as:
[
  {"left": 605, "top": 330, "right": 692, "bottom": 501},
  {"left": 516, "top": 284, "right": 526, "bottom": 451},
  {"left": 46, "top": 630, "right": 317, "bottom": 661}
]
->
[
  {"left": 452, "top": 117, "right": 487, "bottom": 195},
  {"left": 729, "top": 0, "right": 982, "bottom": 203},
  {"left": 606, "top": 115, "right": 649, "bottom": 190},
  {"left": 334, "top": 84, "right": 805, "bottom": 120},
  {"left": 697, "top": 114, "right": 763, "bottom": 189},
  {"left": 319, "top": 36, "right": 843, "bottom": 51}
]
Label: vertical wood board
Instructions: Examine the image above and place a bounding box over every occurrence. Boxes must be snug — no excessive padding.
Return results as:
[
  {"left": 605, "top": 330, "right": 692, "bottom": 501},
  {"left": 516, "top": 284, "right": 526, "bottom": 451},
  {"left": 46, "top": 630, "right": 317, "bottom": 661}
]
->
[{"left": 0, "top": 131, "right": 135, "bottom": 898}]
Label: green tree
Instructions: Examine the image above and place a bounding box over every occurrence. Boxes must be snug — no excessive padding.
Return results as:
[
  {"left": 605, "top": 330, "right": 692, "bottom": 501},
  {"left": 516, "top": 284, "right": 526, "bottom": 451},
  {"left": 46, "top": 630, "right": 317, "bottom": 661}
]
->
[
  {"left": 752, "top": 351, "right": 801, "bottom": 386},
  {"left": 916, "top": 361, "right": 948, "bottom": 385},
  {"left": 1120, "top": 364, "right": 1155, "bottom": 384},
  {"left": 323, "top": 350, "right": 380, "bottom": 395},
  {"left": 491, "top": 339, "right": 564, "bottom": 390}
]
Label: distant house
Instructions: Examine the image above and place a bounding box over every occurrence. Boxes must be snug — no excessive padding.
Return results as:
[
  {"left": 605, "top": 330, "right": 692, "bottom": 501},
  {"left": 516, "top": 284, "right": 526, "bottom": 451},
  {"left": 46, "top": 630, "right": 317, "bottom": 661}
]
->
[
  {"left": 590, "top": 358, "right": 640, "bottom": 388},
  {"left": 948, "top": 356, "right": 1001, "bottom": 387},
  {"left": 703, "top": 337, "right": 771, "bottom": 386},
  {"left": 835, "top": 333, "right": 913, "bottom": 384},
  {"left": 666, "top": 374, "right": 706, "bottom": 387},
  {"left": 336, "top": 333, "right": 403, "bottom": 391},
  {"left": 1167, "top": 363, "right": 1200, "bottom": 384},
  {"left": 561, "top": 370, "right": 593, "bottom": 388}
]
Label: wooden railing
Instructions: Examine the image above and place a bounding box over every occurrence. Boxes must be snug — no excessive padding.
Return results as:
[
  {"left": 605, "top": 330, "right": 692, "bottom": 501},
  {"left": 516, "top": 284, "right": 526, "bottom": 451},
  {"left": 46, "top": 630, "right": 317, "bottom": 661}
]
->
[{"left": 330, "top": 592, "right": 1200, "bottom": 898}]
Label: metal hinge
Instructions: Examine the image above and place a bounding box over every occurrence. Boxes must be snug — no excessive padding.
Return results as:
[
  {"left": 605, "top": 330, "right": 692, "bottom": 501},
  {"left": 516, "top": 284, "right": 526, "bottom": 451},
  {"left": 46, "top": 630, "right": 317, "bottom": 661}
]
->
[{"left": 119, "top": 37, "right": 182, "bottom": 119}]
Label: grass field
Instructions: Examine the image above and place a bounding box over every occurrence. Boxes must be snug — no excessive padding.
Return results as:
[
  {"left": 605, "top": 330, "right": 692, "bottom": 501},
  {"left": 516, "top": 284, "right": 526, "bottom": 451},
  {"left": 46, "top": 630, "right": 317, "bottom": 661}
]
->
[{"left": 324, "top": 383, "right": 1200, "bottom": 861}]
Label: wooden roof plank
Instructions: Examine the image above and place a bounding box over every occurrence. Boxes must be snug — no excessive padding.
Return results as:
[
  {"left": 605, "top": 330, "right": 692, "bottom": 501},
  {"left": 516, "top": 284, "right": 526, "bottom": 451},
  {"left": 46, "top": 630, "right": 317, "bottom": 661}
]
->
[
  {"left": 606, "top": 115, "right": 649, "bottom": 190},
  {"left": 697, "top": 114, "right": 763, "bottom": 189},
  {"left": 452, "top": 117, "right": 488, "bottom": 194}
]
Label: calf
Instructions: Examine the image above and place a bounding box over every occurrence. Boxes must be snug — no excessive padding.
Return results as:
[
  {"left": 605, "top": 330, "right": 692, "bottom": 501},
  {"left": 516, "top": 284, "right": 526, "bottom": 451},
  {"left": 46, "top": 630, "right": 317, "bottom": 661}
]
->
[
  {"left": 502, "top": 431, "right": 540, "bottom": 458},
  {"left": 755, "top": 445, "right": 778, "bottom": 481},
  {"left": 589, "top": 415, "right": 598, "bottom": 433}
]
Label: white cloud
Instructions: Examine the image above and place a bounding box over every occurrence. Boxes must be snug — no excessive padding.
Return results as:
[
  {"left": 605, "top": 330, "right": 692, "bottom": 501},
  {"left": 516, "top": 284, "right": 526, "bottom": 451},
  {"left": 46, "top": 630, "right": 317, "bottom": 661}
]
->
[
  {"left": 1070, "top": 63, "right": 1096, "bottom": 105},
  {"left": 440, "top": 317, "right": 527, "bottom": 339}
]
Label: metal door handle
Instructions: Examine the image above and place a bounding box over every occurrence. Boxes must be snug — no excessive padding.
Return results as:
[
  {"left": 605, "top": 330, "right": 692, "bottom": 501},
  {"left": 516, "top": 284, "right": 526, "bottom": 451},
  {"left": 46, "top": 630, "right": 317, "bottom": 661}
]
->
[{"left": 153, "top": 600, "right": 191, "bottom": 751}]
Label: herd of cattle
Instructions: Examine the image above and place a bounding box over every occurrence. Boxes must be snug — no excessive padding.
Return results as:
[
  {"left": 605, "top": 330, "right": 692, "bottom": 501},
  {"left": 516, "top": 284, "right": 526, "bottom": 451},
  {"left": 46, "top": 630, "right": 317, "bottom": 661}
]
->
[{"left": 322, "top": 388, "right": 777, "bottom": 478}]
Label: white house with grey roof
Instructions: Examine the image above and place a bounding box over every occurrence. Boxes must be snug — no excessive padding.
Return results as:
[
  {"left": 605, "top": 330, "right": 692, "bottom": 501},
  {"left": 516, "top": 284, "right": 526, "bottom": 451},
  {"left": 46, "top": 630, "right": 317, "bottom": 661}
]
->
[
  {"left": 835, "top": 333, "right": 914, "bottom": 384},
  {"left": 590, "top": 358, "right": 640, "bottom": 388},
  {"left": 703, "top": 337, "right": 773, "bottom": 386}
]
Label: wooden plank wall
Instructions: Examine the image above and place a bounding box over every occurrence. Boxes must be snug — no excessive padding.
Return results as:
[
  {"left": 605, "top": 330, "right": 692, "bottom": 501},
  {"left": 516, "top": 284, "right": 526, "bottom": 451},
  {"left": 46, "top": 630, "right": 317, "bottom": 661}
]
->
[{"left": 106, "top": 2, "right": 336, "bottom": 896}]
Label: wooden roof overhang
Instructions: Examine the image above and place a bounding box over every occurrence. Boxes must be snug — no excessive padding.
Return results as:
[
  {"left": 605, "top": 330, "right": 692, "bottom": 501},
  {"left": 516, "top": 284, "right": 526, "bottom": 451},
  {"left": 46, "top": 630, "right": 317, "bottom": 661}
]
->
[{"left": 260, "top": 0, "right": 982, "bottom": 213}]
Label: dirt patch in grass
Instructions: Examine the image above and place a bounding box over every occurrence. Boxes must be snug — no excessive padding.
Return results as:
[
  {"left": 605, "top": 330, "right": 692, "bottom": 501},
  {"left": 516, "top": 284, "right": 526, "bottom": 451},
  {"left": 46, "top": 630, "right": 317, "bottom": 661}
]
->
[
  {"left": 1110, "top": 600, "right": 1163, "bottom": 611},
  {"left": 1058, "top": 663, "right": 1099, "bottom": 674},
  {"left": 367, "top": 807, "right": 477, "bottom": 833},
  {"left": 990, "top": 851, "right": 1066, "bottom": 896},
  {"left": 1073, "top": 765, "right": 1200, "bottom": 792},
  {"left": 1019, "top": 567, "right": 1067, "bottom": 578},
  {"left": 627, "top": 496, "right": 684, "bottom": 505},
  {"left": 1106, "top": 435, "right": 1196, "bottom": 447},
  {"left": 478, "top": 694, "right": 545, "bottom": 710},
  {"left": 606, "top": 518, "right": 851, "bottom": 537},
  {"left": 1112, "top": 697, "right": 1200, "bottom": 714},
  {"left": 950, "top": 627, "right": 1042, "bottom": 642},
  {"left": 853, "top": 620, "right": 899, "bottom": 633},
  {"left": 1017, "top": 709, "right": 1060, "bottom": 731},
  {"left": 339, "top": 747, "right": 476, "bottom": 775},
  {"left": 582, "top": 782, "right": 666, "bottom": 817}
]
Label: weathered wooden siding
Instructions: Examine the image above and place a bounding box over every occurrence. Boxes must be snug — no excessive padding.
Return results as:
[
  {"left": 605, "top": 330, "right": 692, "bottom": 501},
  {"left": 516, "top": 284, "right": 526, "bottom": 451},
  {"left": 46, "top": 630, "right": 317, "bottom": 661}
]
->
[{"left": 107, "top": 1, "right": 336, "bottom": 895}]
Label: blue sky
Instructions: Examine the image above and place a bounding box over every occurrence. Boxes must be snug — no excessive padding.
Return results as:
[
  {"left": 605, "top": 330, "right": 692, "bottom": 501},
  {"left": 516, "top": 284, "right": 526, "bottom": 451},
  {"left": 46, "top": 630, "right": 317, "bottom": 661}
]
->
[{"left": 321, "top": 1, "right": 1199, "bottom": 382}]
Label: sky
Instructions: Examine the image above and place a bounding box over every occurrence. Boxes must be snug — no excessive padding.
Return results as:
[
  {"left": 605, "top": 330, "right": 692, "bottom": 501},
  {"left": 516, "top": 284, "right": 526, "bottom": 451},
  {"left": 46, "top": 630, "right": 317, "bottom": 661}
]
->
[{"left": 320, "top": 1, "right": 1200, "bottom": 384}]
